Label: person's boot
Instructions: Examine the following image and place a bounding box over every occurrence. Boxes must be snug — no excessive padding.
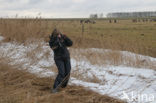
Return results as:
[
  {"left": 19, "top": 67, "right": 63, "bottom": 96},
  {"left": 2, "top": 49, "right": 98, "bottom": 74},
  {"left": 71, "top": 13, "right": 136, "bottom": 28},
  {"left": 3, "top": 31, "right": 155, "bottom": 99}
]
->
[{"left": 51, "top": 88, "right": 59, "bottom": 93}]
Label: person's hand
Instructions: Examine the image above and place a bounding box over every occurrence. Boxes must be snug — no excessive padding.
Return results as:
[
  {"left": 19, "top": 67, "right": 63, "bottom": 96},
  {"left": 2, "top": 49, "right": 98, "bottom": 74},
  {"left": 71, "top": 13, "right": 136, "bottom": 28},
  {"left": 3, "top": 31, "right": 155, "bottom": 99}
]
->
[
  {"left": 63, "top": 34, "right": 67, "bottom": 39},
  {"left": 51, "top": 46, "right": 58, "bottom": 50},
  {"left": 58, "top": 34, "right": 61, "bottom": 38}
]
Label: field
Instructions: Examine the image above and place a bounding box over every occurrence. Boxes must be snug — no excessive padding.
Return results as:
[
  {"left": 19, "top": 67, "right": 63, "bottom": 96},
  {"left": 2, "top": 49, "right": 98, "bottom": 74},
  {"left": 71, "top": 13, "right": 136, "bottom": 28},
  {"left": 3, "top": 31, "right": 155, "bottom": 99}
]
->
[
  {"left": 0, "top": 18, "right": 156, "bottom": 103},
  {"left": 0, "top": 18, "right": 156, "bottom": 57}
]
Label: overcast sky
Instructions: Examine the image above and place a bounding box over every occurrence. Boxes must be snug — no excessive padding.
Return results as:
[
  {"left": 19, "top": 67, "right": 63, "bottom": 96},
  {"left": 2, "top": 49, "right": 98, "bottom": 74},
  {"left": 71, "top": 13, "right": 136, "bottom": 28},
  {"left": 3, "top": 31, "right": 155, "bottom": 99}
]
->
[{"left": 0, "top": 0, "right": 156, "bottom": 18}]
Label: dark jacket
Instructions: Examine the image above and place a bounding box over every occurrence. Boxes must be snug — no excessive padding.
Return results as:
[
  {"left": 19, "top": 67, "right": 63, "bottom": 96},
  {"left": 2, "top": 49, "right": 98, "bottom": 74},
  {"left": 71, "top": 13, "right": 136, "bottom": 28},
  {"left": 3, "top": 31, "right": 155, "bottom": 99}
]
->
[{"left": 49, "top": 34, "right": 73, "bottom": 59}]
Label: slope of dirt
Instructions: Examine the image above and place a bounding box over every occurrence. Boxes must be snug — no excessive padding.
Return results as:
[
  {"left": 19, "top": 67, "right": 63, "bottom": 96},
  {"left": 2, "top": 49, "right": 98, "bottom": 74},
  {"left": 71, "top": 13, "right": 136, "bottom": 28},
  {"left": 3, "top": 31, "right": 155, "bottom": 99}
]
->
[{"left": 0, "top": 63, "right": 125, "bottom": 103}]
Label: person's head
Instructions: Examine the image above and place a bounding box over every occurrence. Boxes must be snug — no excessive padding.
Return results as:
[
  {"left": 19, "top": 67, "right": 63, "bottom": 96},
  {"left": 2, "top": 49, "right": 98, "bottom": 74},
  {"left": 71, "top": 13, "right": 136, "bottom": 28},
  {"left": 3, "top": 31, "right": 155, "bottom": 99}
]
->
[{"left": 51, "top": 28, "right": 60, "bottom": 37}]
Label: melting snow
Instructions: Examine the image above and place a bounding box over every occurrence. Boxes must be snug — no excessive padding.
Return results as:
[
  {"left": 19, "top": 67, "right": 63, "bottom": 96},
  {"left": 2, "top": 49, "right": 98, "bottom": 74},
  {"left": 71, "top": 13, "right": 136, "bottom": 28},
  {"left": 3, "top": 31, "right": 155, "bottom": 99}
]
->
[{"left": 0, "top": 36, "right": 156, "bottom": 103}]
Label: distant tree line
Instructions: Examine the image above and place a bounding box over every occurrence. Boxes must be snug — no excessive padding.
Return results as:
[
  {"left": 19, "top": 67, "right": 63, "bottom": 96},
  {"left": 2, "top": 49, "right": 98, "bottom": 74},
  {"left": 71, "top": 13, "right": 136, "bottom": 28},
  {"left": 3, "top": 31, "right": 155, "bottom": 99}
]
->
[{"left": 107, "top": 11, "right": 156, "bottom": 18}]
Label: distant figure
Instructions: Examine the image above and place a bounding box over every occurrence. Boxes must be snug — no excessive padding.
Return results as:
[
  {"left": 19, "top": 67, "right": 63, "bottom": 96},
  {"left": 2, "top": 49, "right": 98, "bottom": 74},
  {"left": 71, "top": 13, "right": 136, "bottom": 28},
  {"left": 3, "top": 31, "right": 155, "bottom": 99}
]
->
[
  {"left": 138, "top": 19, "right": 141, "bottom": 22},
  {"left": 132, "top": 19, "right": 137, "bottom": 22},
  {"left": 145, "top": 19, "right": 148, "bottom": 22},
  {"left": 80, "top": 20, "right": 84, "bottom": 24},
  {"left": 150, "top": 19, "right": 154, "bottom": 22},
  {"left": 49, "top": 28, "right": 73, "bottom": 93},
  {"left": 91, "top": 20, "right": 96, "bottom": 24},
  {"left": 153, "top": 19, "right": 156, "bottom": 22},
  {"left": 114, "top": 19, "right": 117, "bottom": 23},
  {"left": 80, "top": 19, "right": 96, "bottom": 24},
  {"left": 109, "top": 20, "right": 112, "bottom": 23},
  {"left": 84, "top": 19, "right": 90, "bottom": 24}
]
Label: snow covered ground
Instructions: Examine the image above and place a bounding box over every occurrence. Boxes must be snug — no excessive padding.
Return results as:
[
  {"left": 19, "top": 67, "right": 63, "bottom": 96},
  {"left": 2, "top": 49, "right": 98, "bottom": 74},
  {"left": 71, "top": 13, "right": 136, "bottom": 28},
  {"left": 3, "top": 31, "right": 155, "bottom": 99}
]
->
[{"left": 0, "top": 36, "right": 156, "bottom": 103}]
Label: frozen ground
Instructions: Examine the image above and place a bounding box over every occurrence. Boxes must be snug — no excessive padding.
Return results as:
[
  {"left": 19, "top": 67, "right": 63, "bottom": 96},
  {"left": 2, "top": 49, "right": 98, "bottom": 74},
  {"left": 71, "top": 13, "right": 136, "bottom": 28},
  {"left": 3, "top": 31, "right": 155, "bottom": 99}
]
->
[{"left": 0, "top": 36, "right": 156, "bottom": 103}]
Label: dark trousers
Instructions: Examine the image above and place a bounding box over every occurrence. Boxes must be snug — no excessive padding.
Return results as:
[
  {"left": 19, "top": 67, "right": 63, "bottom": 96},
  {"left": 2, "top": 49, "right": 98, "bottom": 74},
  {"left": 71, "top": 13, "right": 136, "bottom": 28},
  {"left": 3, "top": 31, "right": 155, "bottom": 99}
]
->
[{"left": 53, "top": 57, "right": 71, "bottom": 89}]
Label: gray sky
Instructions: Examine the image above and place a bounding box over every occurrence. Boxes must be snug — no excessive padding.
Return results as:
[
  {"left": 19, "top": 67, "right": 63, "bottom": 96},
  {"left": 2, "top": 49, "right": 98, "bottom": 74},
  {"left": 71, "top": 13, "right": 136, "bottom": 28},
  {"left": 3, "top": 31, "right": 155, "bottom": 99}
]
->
[{"left": 0, "top": 0, "right": 156, "bottom": 18}]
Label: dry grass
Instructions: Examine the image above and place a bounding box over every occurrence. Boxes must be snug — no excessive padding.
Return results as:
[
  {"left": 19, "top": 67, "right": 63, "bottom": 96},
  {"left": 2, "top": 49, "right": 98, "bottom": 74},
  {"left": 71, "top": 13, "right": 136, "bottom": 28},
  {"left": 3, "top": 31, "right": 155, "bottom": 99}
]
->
[
  {"left": 0, "top": 62, "right": 125, "bottom": 103},
  {"left": 0, "top": 18, "right": 156, "bottom": 58},
  {"left": 70, "top": 48, "right": 156, "bottom": 70}
]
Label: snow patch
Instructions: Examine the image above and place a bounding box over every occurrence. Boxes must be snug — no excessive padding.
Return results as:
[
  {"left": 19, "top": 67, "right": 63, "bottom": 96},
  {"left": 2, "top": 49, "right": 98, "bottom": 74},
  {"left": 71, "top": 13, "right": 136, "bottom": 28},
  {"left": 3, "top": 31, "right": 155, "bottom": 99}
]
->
[
  {"left": 0, "top": 36, "right": 4, "bottom": 41},
  {"left": 0, "top": 36, "right": 156, "bottom": 103}
]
